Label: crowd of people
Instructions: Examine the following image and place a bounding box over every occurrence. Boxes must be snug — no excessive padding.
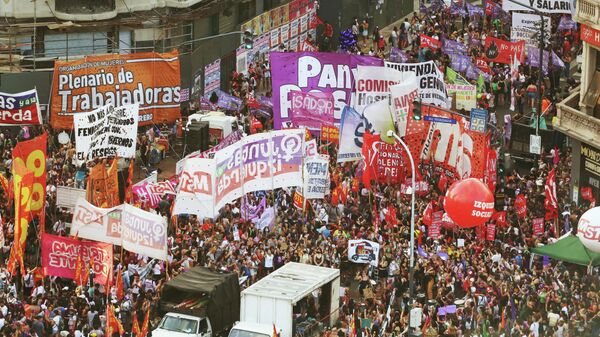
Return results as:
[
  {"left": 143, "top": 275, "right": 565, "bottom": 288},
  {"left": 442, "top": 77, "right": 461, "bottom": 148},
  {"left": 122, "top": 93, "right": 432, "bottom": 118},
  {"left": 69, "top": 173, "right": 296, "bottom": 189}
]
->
[{"left": 0, "top": 1, "right": 597, "bottom": 337}]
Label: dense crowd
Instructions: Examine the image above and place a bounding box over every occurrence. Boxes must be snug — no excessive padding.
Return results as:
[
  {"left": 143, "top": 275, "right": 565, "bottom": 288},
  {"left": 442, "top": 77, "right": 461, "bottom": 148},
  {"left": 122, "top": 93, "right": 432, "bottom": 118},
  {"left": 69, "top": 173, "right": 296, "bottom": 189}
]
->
[{"left": 0, "top": 2, "right": 597, "bottom": 337}]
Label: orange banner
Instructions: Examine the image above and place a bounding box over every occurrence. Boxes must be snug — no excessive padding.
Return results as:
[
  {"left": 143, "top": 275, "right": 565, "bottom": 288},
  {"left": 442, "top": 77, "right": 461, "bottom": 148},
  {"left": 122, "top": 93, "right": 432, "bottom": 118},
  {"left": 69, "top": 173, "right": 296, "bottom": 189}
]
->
[
  {"left": 12, "top": 161, "right": 34, "bottom": 243},
  {"left": 293, "top": 190, "right": 304, "bottom": 209},
  {"left": 321, "top": 125, "right": 340, "bottom": 144},
  {"left": 7, "top": 160, "right": 34, "bottom": 276},
  {"left": 87, "top": 159, "right": 120, "bottom": 208},
  {"left": 12, "top": 133, "right": 47, "bottom": 237},
  {"left": 0, "top": 173, "right": 8, "bottom": 195},
  {"left": 51, "top": 51, "right": 181, "bottom": 129}
]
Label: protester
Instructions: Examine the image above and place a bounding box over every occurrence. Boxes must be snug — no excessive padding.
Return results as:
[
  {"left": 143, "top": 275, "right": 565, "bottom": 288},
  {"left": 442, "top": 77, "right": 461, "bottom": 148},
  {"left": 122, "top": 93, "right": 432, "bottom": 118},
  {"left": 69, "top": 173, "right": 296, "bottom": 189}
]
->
[{"left": 0, "top": 2, "right": 596, "bottom": 337}]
